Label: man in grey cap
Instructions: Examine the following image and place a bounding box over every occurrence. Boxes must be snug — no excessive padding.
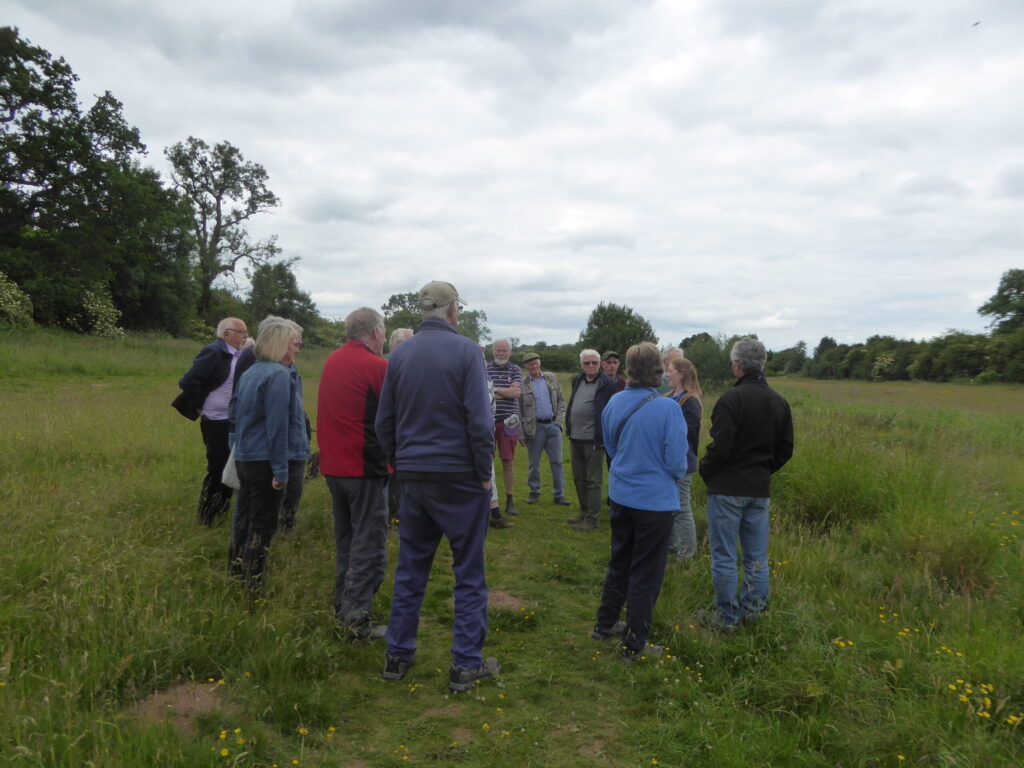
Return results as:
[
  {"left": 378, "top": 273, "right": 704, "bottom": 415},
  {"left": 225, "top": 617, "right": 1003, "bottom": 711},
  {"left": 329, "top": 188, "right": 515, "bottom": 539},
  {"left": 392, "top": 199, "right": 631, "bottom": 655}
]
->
[
  {"left": 519, "top": 352, "right": 570, "bottom": 507},
  {"left": 375, "top": 281, "right": 501, "bottom": 692}
]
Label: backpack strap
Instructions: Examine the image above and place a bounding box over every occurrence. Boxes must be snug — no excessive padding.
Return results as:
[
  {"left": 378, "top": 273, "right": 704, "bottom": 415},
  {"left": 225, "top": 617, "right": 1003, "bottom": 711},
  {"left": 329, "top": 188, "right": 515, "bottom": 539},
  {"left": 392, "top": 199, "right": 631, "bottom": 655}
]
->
[{"left": 612, "top": 392, "right": 657, "bottom": 445}]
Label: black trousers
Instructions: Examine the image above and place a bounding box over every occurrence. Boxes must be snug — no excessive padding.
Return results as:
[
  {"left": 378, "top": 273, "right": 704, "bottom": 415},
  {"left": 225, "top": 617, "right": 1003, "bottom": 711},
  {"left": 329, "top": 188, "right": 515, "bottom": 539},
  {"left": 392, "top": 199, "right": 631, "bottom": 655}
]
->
[
  {"left": 231, "top": 460, "right": 302, "bottom": 590},
  {"left": 199, "top": 417, "right": 233, "bottom": 524},
  {"left": 595, "top": 501, "right": 673, "bottom": 654}
]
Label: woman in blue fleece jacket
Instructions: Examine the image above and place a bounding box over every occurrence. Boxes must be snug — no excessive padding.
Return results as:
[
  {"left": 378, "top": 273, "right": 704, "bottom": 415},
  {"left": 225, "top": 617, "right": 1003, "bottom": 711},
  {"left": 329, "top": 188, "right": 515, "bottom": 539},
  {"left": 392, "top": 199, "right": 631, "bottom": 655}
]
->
[{"left": 591, "top": 342, "right": 688, "bottom": 660}]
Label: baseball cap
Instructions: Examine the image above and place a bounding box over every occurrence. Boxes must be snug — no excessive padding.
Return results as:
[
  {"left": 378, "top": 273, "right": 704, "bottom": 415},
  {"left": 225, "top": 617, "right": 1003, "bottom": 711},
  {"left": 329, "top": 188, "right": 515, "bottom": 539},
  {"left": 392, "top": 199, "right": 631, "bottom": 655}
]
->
[
  {"left": 602, "top": 351, "right": 620, "bottom": 361},
  {"left": 418, "top": 281, "right": 465, "bottom": 310}
]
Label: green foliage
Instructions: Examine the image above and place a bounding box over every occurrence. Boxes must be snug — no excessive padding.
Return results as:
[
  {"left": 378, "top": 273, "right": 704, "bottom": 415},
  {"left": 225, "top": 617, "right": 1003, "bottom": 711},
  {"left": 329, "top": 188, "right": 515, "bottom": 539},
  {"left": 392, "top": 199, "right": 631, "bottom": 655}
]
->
[
  {"left": 380, "top": 291, "right": 491, "bottom": 343},
  {"left": 75, "top": 285, "right": 125, "bottom": 338},
  {"left": 165, "top": 137, "right": 280, "bottom": 316},
  {"left": 766, "top": 340, "right": 807, "bottom": 375},
  {"left": 0, "top": 270, "right": 32, "bottom": 328},
  {"left": 247, "top": 260, "right": 319, "bottom": 331},
  {"left": 578, "top": 301, "right": 658, "bottom": 356},
  {"left": 978, "top": 268, "right": 1024, "bottom": 334},
  {"left": 682, "top": 333, "right": 753, "bottom": 388},
  {"left": 515, "top": 341, "right": 582, "bottom": 372}
]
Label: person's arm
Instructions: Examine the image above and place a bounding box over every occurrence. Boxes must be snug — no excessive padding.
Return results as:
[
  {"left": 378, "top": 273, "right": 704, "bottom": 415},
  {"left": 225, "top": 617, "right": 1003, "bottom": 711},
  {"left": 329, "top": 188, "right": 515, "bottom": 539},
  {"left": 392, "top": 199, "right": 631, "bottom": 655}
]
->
[
  {"left": 263, "top": 368, "right": 292, "bottom": 485},
  {"left": 552, "top": 375, "right": 567, "bottom": 427},
  {"left": 663, "top": 403, "right": 688, "bottom": 478},
  {"left": 771, "top": 400, "right": 795, "bottom": 473},
  {"left": 699, "top": 395, "right": 737, "bottom": 481},
  {"left": 600, "top": 400, "right": 618, "bottom": 459},
  {"left": 375, "top": 365, "right": 397, "bottom": 467},
  {"left": 465, "top": 351, "right": 497, "bottom": 485}
]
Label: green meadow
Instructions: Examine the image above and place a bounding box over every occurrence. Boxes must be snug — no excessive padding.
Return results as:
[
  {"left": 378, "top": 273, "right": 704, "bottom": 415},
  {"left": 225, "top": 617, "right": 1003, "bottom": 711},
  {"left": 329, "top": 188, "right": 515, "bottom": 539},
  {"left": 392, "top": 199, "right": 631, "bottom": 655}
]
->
[{"left": 1, "top": 328, "right": 1022, "bottom": 767}]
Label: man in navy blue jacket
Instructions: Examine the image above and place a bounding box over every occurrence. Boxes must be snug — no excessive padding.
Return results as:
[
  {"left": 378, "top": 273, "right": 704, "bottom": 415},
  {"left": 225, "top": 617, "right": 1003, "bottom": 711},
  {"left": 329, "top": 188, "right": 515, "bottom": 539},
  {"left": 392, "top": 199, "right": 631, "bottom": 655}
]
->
[
  {"left": 375, "top": 281, "right": 501, "bottom": 693},
  {"left": 173, "top": 317, "right": 248, "bottom": 525}
]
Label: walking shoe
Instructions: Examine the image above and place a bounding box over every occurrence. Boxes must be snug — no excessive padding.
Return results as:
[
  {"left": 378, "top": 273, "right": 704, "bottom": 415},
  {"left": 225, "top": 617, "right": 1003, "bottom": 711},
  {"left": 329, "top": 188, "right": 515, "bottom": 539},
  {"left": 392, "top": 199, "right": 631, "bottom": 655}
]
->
[
  {"left": 571, "top": 519, "right": 598, "bottom": 532},
  {"left": 525, "top": 494, "right": 539, "bottom": 505},
  {"left": 505, "top": 502, "right": 520, "bottom": 517},
  {"left": 489, "top": 517, "right": 514, "bottom": 529},
  {"left": 554, "top": 496, "right": 572, "bottom": 506},
  {"left": 382, "top": 653, "right": 415, "bottom": 681},
  {"left": 565, "top": 515, "right": 584, "bottom": 525},
  {"left": 449, "top": 658, "right": 501, "bottom": 693},
  {"left": 690, "top": 608, "right": 738, "bottom": 634},
  {"left": 590, "top": 620, "right": 626, "bottom": 641},
  {"left": 344, "top": 619, "right": 388, "bottom": 641},
  {"left": 620, "top": 644, "right": 663, "bottom": 663}
]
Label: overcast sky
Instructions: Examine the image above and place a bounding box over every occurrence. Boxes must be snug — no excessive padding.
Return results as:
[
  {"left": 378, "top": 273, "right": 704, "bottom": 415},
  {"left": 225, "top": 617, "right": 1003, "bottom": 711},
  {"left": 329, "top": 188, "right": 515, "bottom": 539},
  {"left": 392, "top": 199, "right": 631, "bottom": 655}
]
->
[{"left": 5, "top": 0, "right": 1023, "bottom": 350}]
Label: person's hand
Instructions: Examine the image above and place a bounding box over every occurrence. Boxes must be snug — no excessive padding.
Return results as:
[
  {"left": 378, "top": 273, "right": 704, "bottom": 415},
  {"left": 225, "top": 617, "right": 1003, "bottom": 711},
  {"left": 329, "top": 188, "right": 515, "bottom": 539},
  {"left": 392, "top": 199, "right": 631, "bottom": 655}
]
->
[
  {"left": 272, "top": 478, "right": 287, "bottom": 490},
  {"left": 482, "top": 480, "right": 492, "bottom": 491}
]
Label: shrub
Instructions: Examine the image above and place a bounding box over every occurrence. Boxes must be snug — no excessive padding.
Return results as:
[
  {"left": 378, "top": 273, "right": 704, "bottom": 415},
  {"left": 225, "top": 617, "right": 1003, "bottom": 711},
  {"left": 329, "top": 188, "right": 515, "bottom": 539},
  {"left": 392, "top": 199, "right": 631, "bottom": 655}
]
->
[{"left": 0, "top": 271, "right": 34, "bottom": 328}]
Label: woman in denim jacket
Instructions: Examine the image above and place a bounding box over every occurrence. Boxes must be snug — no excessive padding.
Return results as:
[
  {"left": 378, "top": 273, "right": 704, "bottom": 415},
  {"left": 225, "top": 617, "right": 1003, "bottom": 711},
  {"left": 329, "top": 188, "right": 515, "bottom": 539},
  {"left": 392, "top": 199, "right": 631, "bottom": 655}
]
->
[{"left": 229, "top": 316, "right": 309, "bottom": 590}]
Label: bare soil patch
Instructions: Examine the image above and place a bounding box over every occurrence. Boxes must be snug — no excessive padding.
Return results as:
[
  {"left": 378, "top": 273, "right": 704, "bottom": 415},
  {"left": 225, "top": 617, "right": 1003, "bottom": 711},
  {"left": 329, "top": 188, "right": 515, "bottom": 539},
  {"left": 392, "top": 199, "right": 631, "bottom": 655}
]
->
[
  {"left": 132, "top": 681, "right": 238, "bottom": 735},
  {"left": 489, "top": 589, "right": 526, "bottom": 611}
]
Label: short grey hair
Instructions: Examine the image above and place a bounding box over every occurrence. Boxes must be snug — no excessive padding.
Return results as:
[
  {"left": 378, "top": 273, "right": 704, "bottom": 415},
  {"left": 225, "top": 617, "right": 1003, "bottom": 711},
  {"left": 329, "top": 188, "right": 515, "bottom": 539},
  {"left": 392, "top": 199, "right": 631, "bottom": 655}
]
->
[
  {"left": 255, "top": 316, "right": 302, "bottom": 363},
  {"left": 345, "top": 307, "right": 384, "bottom": 342},
  {"left": 216, "top": 317, "right": 244, "bottom": 338},
  {"left": 731, "top": 338, "right": 767, "bottom": 374},
  {"left": 579, "top": 348, "right": 600, "bottom": 363},
  {"left": 662, "top": 346, "right": 683, "bottom": 362},
  {"left": 389, "top": 328, "right": 413, "bottom": 349},
  {"left": 422, "top": 301, "right": 455, "bottom": 320}
]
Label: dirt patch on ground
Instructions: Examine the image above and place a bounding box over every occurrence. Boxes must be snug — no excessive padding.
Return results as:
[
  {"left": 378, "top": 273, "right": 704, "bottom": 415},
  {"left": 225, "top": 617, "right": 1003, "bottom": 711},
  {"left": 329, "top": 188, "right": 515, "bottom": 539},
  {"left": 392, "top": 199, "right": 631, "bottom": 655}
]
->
[
  {"left": 132, "top": 681, "right": 238, "bottom": 735},
  {"left": 451, "top": 726, "right": 472, "bottom": 744},
  {"left": 489, "top": 590, "right": 526, "bottom": 611},
  {"left": 424, "top": 703, "right": 466, "bottom": 718}
]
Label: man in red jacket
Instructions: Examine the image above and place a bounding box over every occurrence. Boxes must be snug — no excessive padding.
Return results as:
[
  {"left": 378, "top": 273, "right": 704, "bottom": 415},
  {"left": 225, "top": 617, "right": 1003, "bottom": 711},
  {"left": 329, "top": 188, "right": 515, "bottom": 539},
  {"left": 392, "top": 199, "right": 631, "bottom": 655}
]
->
[{"left": 317, "top": 307, "right": 389, "bottom": 640}]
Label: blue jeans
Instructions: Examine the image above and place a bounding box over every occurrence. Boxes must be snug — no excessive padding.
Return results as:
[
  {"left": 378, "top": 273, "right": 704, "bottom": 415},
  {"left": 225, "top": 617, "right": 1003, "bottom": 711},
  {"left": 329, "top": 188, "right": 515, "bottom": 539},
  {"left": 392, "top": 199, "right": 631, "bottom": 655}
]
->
[
  {"left": 526, "top": 422, "right": 565, "bottom": 498},
  {"left": 706, "top": 494, "right": 771, "bottom": 626},
  {"left": 669, "top": 473, "right": 696, "bottom": 560}
]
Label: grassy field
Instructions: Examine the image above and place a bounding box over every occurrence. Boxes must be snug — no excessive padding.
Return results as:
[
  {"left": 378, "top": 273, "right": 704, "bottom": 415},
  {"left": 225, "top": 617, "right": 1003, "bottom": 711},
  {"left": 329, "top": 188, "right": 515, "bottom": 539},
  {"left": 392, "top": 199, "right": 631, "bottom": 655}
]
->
[{"left": 1, "top": 328, "right": 1022, "bottom": 767}]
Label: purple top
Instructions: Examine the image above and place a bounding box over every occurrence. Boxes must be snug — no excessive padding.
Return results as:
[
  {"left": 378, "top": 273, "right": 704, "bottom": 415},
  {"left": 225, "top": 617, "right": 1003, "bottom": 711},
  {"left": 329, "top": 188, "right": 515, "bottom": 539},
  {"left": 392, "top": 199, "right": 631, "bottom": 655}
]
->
[{"left": 201, "top": 340, "right": 243, "bottom": 420}]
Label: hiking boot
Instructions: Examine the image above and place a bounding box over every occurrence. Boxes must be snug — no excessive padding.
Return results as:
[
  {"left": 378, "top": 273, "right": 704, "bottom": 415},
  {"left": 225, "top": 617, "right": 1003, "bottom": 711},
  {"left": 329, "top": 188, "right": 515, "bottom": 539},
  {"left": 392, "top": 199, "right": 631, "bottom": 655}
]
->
[
  {"left": 489, "top": 517, "right": 514, "bottom": 529},
  {"left": 565, "top": 515, "right": 584, "bottom": 525},
  {"left": 525, "top": 494, "right": 539, "bottom": 505},
  {"left": 449, "top": 657, "right": 501, "bottom": 693},
  {"left": 554, "top": 496, "right": 572, "bottom": 507},
  {"left": 620, "top": 644, "right": 663, "bottom": 663},
  {"left": 591, "top": 620, "right": 626, "bottom": 641},
  {"left": 572, "top": 519, "right": 598, "bottom": 532},
  {"left": 382, "top": 653, "right": 415, "bottom": 681}
]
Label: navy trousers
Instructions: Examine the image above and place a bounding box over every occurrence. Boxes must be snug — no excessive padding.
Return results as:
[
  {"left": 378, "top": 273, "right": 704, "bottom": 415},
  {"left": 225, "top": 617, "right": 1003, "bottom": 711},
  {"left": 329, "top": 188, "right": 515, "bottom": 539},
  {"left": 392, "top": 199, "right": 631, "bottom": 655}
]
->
[
  {"left": 385, "top": 478, "right": 490, "bottom": 668},
  {"left": 596, "top": 501, "right": 673, "bottom": 654}
]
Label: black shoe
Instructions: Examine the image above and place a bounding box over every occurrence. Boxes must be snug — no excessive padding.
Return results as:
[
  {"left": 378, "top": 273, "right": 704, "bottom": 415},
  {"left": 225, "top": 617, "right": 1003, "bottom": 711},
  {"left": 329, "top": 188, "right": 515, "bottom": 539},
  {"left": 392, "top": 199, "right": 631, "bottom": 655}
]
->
[
  {"left": 525, "top": 495, "right": 539, "bottom": 505},
  {"left": 489, "top": 517, "right": 514, "bottom": 529},
  {"left": 591, "top": 620, "right": 626, "bottom": 641},
  {"left": 554, "top": 496, "right": 572, "bottom": 507},
  {"left": 449, "top": 658, "right": 501, "bottom": 693},
  {"left": 505, "top": 502, "right": 519, "bottom": 517},
  {"left": 565, "top": 515, "right": 584, "bottom": 525},
  {"left": 382, "top": 653, "right": 415, "bottom": 681},
  {"left": 572, "top": 519, "right": 598, "bottom": 532},
  {"left": 620, "top": 644, "right": 663, "bottom": 663}
]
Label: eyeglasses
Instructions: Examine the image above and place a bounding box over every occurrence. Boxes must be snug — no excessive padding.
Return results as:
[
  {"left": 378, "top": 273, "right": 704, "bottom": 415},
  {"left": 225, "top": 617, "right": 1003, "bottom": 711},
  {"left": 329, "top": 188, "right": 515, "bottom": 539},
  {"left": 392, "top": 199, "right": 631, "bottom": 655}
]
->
[
  {"left": 225, "top": 328, "right": 247, "bottom": 335},
  {"left": 582, "top": 361, "right": 600, "bottom": 366}
]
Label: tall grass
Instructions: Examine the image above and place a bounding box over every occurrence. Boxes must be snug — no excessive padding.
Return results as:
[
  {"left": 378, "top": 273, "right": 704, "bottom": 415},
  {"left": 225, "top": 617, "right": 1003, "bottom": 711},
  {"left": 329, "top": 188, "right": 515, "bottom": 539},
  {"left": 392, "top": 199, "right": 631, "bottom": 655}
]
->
[{"left": 1, "top": 331, "right": 1022, "bottom": 766}]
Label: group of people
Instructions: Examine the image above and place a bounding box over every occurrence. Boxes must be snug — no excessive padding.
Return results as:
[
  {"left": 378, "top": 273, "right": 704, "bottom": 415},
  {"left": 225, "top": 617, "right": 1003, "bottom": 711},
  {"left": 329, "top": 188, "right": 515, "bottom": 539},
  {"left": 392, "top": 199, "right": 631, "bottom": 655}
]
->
[{"left": 173, "top": 280, "right": 793, "bottom": 690}]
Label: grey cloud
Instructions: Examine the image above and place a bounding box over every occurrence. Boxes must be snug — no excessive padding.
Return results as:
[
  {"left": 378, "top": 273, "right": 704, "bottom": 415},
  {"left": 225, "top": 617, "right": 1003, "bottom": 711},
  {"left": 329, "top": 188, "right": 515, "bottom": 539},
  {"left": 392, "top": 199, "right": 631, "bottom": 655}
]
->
[
  {"left": 896, "top": 173, "right": 968, "bottom": 198},
  {"left": 993, "top": 166, "right": 1024, "bottom": 198},
  {"left": 299, "top": 190, "right": 393, "bottom": 224}
]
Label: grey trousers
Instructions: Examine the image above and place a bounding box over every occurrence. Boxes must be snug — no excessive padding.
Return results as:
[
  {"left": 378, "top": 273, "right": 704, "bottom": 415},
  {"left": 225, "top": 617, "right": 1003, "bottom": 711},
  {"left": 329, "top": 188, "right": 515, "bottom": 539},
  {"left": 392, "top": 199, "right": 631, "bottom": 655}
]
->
[
  {"left": 570, "top": 439, "right": 604, "bottom": 522},
  {"left": 325, "top": 475, "right": 389, "bottom": 625}
]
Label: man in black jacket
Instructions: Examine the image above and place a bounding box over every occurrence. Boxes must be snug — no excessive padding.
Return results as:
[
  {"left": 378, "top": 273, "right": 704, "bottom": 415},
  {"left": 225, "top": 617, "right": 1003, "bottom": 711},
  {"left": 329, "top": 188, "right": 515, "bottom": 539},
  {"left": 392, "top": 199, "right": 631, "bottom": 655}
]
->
[
  {"left": 699, "top": 338, "right": 793, "bottom": 629},
  {"left": 565, "top": 349, "right": 616, "bottom": 531},
  {"left": 172, "top": 317, "right": 248, "bottom": 525}
]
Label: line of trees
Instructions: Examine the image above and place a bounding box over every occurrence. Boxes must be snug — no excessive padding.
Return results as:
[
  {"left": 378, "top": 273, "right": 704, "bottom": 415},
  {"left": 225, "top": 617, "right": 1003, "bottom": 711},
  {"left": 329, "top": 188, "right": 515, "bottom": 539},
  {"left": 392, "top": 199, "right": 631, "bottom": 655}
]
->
[{"left": 0, "top": 26, "right": 342, "bottom": 344}]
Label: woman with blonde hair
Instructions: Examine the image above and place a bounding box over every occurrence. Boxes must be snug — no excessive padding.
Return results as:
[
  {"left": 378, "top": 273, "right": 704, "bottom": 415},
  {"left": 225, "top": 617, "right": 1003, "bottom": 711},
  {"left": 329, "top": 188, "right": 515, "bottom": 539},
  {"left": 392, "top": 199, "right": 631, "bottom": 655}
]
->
[
  {"left": 229, "top": 316, "right": 309, "bottom": 590},
  {"left": 665, "top": 357, "right": 703, "bottom": 562}
]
